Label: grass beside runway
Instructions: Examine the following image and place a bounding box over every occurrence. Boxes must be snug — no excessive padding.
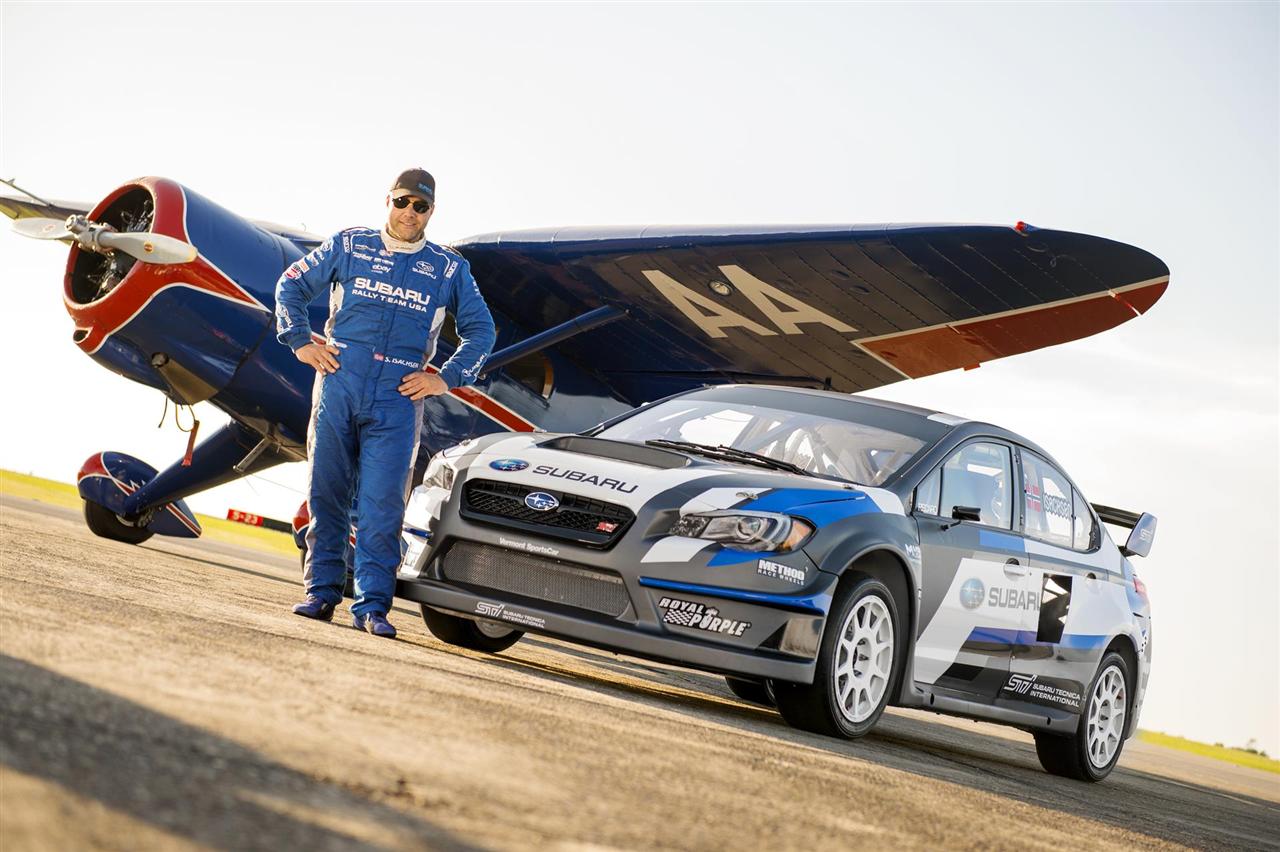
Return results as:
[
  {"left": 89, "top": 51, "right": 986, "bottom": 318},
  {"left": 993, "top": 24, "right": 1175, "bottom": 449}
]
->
[
  {"left": 0, "top": 470, "right": 298, "bottom": 557},
  {"left": 1137, "top": 731, "right": 1279, "bottom": 774}
]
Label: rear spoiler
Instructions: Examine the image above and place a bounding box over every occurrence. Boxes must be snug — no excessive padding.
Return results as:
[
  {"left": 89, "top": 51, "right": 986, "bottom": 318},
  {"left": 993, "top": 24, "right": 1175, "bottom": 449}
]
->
[{"left": 1092, "top": 503, "right": 1157, "bottom": 558}]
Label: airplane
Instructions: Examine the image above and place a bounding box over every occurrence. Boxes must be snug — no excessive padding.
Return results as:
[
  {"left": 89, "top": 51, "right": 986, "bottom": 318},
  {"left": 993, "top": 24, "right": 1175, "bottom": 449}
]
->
[{"left": 1, "top": 176, "right": 1169, "bottom": 548}]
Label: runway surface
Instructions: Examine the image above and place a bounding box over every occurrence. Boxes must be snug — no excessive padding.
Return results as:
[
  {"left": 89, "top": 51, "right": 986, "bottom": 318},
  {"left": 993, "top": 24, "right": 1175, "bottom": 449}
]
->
[{"left": 1, "top": 494, "right": 1276, "bottom": 850}]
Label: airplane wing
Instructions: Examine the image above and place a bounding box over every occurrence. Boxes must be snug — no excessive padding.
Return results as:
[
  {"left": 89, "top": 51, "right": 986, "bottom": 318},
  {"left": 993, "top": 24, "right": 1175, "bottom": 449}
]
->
[
  {"left": 0, "top": 193, "right": 92, "bottom": 224},
  {"left": 0, "top": 191, "right": 324, "bottom": 251},
  {"left": 454, "top": 223, "right": 1168, "bottom": 402}
]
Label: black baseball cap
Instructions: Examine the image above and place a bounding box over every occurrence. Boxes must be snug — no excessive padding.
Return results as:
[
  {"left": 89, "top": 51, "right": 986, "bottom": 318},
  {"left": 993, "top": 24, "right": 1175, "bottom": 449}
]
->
[{"left": 391, "top": 168, "right": 436, "bottom": 203}]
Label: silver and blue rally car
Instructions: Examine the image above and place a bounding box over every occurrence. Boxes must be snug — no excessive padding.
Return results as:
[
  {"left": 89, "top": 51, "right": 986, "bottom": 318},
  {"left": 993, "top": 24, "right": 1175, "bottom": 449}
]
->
[{"left": 395, "top": 384, "right": 1157, "bottom": 781}]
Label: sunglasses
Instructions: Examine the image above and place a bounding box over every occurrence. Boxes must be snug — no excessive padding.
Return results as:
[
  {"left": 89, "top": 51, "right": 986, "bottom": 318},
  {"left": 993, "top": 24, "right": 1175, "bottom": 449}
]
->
[{"left": 392, "top": 196, "right": 432, "bottom": 214}]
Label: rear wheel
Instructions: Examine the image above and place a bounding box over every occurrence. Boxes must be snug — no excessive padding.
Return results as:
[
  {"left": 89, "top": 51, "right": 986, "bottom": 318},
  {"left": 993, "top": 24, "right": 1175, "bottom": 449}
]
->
[
  {"left": 1034, "top": 651, "right": 1131, "bottom": 781},
  {"left": 420, "top": 605, "right": 523, "bottom": 653},
  {"left": 725, "top": 676, "right": 776, "bottom": 707},
  {"left": 83, "top": 499, "right": 154, "bottom": 544},
  {"left": 774, "top": 576, "right": 901, "bottom": 738}
]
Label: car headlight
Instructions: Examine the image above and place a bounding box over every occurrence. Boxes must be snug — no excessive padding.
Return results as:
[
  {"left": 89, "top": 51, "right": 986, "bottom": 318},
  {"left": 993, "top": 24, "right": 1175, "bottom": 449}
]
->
[
  {"left": 669, "top": 511, "right": 813, "bottom": 552},
  {"left": 422, "top": 453, "right": 456, "bottom": 491}
]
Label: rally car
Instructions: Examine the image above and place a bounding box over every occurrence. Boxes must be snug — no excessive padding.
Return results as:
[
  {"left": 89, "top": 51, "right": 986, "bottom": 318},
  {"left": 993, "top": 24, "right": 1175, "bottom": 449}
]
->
[{"left": 395, "top": 384, "right": 1156, "bottom": 781}]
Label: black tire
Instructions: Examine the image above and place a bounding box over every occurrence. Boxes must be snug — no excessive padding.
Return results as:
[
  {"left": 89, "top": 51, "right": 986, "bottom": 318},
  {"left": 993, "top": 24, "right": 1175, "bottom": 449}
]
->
[
  {"left": 1034, "top": 651, "right": 1132, "bottom": 782},
  {"left": 774, "top": 575, "right": 903, "bottom": 739},
  {"left": 725, "top": 676, "right": 776, "bottom": 707},
  {"left": 83, "top": 499, "right": 154, "bottom": 544},
  {"left": 420, "top": 605, "right": 524, "bottom": 653},
  {"left": 297, "top": 546, "right": 355, "bottom": 598}
]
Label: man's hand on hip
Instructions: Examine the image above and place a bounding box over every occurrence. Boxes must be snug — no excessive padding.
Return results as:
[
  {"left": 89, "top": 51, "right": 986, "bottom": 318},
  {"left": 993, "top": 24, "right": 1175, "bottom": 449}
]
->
[
  {"left": 295, "top": 342, "right": 340, "bottom": 374},
  {"left": 399, "top": 371, "right": 448, "bottom": 400}
]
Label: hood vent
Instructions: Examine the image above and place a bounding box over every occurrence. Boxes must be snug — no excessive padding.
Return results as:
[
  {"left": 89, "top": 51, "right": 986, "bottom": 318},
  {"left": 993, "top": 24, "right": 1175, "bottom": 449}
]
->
[{"left": 538, "top": 435, "right": 690, "bottom": 469}]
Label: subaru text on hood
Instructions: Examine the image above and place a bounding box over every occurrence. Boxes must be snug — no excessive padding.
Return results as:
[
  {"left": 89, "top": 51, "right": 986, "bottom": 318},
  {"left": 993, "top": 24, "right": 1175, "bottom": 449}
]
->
[{"left": 395, "top": 385, "right": 1157, "bottom": 782}]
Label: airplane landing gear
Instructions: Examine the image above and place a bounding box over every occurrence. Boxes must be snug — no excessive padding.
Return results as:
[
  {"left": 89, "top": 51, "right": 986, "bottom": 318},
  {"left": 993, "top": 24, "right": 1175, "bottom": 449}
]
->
[{"left": 82, "top": 499, "right": 155, "bottom": 544}]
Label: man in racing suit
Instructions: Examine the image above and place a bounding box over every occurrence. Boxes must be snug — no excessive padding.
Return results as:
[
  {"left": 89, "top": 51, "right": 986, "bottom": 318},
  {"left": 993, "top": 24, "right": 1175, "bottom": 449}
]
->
[{"left": 274, "top": 168, "right": 495, "bottom": 638}]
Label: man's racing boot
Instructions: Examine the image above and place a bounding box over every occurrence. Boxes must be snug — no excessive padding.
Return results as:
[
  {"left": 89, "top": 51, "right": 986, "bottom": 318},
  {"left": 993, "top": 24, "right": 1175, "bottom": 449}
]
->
[
  {"left": 352, "top": 611, "right": 397, "bottom": 638},
  {"left": 292, "top": 595, "right": 336, "bottom": 621}
]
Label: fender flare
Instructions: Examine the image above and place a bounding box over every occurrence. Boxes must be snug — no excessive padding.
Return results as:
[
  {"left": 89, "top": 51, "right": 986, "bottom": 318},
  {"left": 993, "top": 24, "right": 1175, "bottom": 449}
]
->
[{"left": 814, "top": 533, "right": 920, "bottom": 705}]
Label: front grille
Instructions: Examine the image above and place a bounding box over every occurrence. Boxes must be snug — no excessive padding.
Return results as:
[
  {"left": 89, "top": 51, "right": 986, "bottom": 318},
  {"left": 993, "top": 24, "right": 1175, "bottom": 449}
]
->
[
  {"left": 441, "top": 541, "right": 630, "bottom": 617},
  {"left": 461, "top": 479, "right": 634, "bottom": 547}
]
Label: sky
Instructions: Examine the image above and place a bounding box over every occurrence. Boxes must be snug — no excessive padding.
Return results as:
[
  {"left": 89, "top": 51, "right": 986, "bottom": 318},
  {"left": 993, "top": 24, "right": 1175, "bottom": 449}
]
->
[{"left": 1, "top": 2, "right": 1276, "bottom": 755}]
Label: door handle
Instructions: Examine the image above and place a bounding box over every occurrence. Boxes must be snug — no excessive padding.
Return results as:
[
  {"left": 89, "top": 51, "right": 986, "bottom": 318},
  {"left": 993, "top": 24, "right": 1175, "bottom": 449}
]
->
[{"left": 1004, "top": 557, "right": 1028, "bottom": 577}]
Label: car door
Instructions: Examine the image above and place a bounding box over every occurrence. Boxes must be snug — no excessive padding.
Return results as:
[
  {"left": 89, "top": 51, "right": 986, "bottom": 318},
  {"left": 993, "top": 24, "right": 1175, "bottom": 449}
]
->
[
  {"left": 1005, "top": 450, "right": 1116, "bottom": 715},
  {"left": 913, "top": 439, "right": 1032, "bottom": 701}
]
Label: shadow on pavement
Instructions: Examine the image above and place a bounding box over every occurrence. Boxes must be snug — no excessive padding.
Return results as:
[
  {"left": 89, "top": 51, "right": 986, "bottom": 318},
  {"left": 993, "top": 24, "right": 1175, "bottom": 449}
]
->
[
  {"left": 483, "top": 639, "right": 1280, "bottom": 851},
  {"left": 0, "top": 655, "right": 477, "bottom": 852}
]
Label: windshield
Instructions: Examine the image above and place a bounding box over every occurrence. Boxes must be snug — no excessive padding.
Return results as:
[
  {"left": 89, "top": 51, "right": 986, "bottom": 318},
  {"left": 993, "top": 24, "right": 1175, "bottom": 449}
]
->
[{"left": 598, "top": 394, "right": 933, "bottom": 485}]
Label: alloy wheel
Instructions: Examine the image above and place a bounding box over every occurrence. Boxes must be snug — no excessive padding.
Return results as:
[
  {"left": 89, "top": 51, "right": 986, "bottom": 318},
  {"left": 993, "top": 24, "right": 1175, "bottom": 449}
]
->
[
  {"left": 833, "top": 595, "right": 894, "bottom": 724},
  {"left": 1087, "top": 664, "right": 1127, "bottom": 768}
]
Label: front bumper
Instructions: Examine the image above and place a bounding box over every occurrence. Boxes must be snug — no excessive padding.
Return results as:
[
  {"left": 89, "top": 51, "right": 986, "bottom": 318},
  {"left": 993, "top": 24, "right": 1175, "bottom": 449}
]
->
[
  {"left": 396, "top": 527, "right": 836, "bottom": 684},
  {"left": 397, "top": 574, "right": 829, "bottom": 683}
]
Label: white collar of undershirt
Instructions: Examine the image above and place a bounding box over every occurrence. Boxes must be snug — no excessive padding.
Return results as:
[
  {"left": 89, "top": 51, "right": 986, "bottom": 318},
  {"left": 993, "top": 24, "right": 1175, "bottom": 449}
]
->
[{"left": 381, "top": 226, "right": 426, "bottom": 254}]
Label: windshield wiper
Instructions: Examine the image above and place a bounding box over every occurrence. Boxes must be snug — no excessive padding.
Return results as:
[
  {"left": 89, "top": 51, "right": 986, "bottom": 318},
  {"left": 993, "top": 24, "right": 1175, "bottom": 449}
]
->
[
  {"left": 644, "top": 439, "right": 809, "bottom": 476},
  {"left": 709, "top": 444, "right": 811, "bottom": 476}
]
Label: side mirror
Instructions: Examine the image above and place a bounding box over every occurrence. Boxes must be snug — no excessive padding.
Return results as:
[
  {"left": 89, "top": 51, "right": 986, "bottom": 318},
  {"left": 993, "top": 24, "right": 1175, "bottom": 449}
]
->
[
  {"left": 1121, "top": 513, "right": 1157, "bottom": 558},
  {"left": 941, "top": 505, "right": 983, "bottom": 529}
]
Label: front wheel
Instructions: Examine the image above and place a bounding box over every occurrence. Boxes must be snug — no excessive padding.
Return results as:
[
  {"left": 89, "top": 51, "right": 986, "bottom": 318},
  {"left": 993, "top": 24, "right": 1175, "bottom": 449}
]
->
[
  {"left": 420, "top": 605, "right": 523, "bottom": 653},
  {"left": 1034, "top": 651, "right": 1132, "bottom": 781},
  {"left": 83, "top": 499, "right": 154, "bottom": 544},
  {"left": 774, "top": 575, "right": 901, "bottom": 738}
]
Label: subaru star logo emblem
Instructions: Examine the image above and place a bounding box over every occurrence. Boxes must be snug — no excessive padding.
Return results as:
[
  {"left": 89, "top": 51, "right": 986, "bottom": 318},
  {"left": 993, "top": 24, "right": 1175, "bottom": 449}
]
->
[
  {"left": 490, "top": 458, "right": 529, "bottom": 472},
  {"left": 524, "top": 491, "right": 559, "bottom": 512},
  {"left": 959, "top": 578, "right": 986, "bottom": 610}
]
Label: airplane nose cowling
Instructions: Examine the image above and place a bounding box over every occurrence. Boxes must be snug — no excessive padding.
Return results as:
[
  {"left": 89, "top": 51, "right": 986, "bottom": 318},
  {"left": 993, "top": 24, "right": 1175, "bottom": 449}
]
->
[{"left": 63, "top": 177, "right": 302, "bottom": 405}]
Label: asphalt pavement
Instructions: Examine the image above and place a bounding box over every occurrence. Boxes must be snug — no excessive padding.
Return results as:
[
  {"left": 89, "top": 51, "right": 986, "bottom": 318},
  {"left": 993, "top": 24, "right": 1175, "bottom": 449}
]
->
[{"left": 1, "top": 493, "right": 1276, "bottom": 850}]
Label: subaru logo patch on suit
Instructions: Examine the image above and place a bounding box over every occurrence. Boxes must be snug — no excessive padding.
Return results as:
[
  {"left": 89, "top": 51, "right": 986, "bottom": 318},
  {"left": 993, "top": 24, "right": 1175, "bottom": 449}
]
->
[
  {"left": 525, "top": 492, "right": 559, "bottom": 512},
  {"left": 490, "top": 459, "right": 529, "bottom": 472}
]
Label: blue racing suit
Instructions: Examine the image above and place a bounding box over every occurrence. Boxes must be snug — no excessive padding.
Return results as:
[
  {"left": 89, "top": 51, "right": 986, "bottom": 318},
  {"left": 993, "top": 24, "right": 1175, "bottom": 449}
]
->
[{"left": 274, "top": 227, "right": 495, "bottom": 617}]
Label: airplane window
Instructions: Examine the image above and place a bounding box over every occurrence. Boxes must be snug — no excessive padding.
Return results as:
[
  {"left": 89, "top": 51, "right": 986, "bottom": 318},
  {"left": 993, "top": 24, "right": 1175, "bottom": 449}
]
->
[
  {"left": 1021, "top": 450, "right": 1074, "bottom": 548},
  {"left": 939, "top": 442, "right": 1012, "bottom": 528}
]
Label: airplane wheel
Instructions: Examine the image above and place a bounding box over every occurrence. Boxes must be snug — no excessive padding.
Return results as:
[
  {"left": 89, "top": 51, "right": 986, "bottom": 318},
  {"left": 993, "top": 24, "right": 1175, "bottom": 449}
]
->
[
  {"left": 420, "top": 605, "right": 523, "bottom": 653},
  {"left": 725, "top": 676, "right": 776, "bottom": 707},
  {"left": 83, "top": 499, "right": 154, "bottom": 545}
]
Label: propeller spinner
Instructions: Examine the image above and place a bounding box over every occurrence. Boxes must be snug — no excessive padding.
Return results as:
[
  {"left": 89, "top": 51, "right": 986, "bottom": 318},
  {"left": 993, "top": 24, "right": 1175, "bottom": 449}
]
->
[{"left": 13, "top": 214, "right": 196, "bottom": 265}]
